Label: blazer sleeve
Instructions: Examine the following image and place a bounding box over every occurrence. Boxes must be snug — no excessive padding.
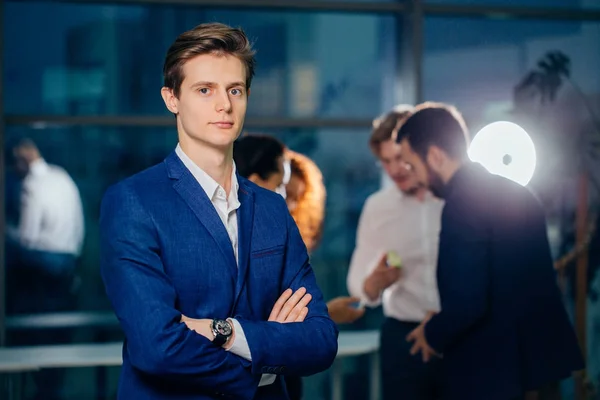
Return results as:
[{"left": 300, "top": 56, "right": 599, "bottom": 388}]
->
[
  {"left": 235, "top": 203, "right": 339, "bottom": 377},
  {"left": 424, "top": 197, "right": 490, "bottom": 353},
  {"left": 100, "top": 183, "right": 261, "bottom": 398}
]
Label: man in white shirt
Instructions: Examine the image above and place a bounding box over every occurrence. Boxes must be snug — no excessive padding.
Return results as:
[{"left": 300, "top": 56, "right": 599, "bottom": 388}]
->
[
  {"left": 6, "top": 137, "right": 85, "bottom": 399},
  {"left": 347, "top": 105, "right": 444, "bottom": 400},
  {"left": 7, "top": 137, "right": 84, "bottom": 313},
  {"left": 9, "top": 138, "right": 84, "bottom": 260}
]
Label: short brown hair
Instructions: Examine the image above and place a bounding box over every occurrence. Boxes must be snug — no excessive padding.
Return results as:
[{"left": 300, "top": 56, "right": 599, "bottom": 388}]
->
[
  {"left": 396, "top": 101, "right": 470, "bottom": 161},
  {"left": 163, "top": 22, "right": 256, "bottom": 97},
  {"left": 369, "top": 108, "right": 412, "bottom": 156}
]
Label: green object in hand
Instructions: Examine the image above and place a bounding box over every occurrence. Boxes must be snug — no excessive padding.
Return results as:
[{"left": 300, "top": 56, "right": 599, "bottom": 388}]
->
[{"left": 386, "top": 251, "right": 402, "bottom": 268}]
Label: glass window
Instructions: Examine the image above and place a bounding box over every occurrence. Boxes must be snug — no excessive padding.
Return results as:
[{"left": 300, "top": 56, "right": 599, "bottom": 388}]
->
[
  {"left": 424, "top": 0, "right": 600, "bottom": 9},
  {"left": 423, "top": 17, "right": 600, "bottom": 130},
  {"left": 3, "top": 1, "right": 397, "bottom": 118},
  {"left": 3, "top": 124, "right": 380, "bottom": 314}
]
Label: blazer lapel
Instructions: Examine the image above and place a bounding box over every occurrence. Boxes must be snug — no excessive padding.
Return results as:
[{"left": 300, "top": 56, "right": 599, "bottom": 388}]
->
[
  {"left": 233, "top": 177, "right": 255, "bottom": 308},
  {"left": 165, "top": 152, "right": 237, "bottom": 278}
]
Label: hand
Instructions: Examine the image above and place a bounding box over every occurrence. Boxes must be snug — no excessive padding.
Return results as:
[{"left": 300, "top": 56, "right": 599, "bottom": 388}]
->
[
  {"left": 180, "top": 315, "right": 213, "bottom": 340},
  {"left": 269, "top": 287, "right": 312, "bottom": 323},
  {"left": 406, "top": 322, "right": 440, "bottom": 363},
  {"left": 424, "top": 310, "right": 437, "bottom": 323},
  {"left": 363, "top": 253, "right": 401, "bottom": 301},
  {"left": 180, "top": 315, "right": 236, "bottom": 349},
  {"left": 327, "top": 296, "right": 365, "bottom": 324}
]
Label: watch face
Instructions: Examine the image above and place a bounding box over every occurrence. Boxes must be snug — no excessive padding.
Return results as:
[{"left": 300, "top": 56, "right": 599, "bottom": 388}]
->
[{"left": 215, "top": 320, "right": 232, "bottom": 336}]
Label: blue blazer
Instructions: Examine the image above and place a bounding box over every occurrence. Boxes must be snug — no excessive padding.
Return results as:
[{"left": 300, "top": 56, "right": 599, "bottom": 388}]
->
[
  {"left": 425, "top": 163, "right": 584, "bottom": 400},
  {"left": 100, "top": 152, "right": 338, "bottom": 400}
]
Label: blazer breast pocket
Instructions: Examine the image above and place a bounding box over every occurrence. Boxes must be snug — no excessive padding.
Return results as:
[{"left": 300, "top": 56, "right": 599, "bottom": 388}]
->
[{"left": 251, "top": 245, "right": 285, "bottom": 259}]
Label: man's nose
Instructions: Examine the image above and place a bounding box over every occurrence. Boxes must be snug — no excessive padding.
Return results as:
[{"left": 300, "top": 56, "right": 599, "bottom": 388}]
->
[{"left": 216, "top": 90, "right": 232, "bottom": 112}]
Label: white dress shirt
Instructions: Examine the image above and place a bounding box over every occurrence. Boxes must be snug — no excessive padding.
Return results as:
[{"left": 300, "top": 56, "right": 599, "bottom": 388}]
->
[
  {"left": 176, "top": 145, "right": 275, "bottom": 386},
  {"left": 13, "top": 158, "right": 84, "bottom": 256},
  {"left": 347, "top": 186, "right": 443, "bottom": 322}
]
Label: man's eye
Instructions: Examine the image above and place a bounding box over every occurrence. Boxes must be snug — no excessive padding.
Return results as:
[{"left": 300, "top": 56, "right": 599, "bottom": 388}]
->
[
  {"left": 199, "top": 88, "right": 210, "bottom": 94},
  {"left": 230, "top": 88, "right": 243, "bottom": 96}
]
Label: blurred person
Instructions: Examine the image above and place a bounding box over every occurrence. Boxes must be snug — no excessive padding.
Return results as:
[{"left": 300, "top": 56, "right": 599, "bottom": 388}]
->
[
  {"left": 99, "top": 23, "right": 337, "bottom": 400},
  {"left": 234, "top": 136, "right": 364, "bottom": 400},
  {"left": 285, "top": 149, "right": 365, "bottom": 325},
  {"left": 398, "top": 102, "right": 584, "bottom": 400},
  {"left": 6, "top": 137, "right": 85, "bottom": 400},
  {"left": 346, "top": 105, "right": 444, "bottom": 400}
]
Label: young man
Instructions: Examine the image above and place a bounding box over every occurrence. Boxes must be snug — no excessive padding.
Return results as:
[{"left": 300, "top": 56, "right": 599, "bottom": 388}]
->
[
  {"left": 347, "top": 105, "right": 444, "bottom": 400},
  {"left": 100, "top": 23, "right": 338, "bottom": 400},
  {"left": 399, "top": 102, "right": 584, "bottom": 400}
]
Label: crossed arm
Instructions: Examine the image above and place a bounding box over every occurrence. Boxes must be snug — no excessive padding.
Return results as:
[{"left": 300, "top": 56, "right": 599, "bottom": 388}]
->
[{"left": 181, "top": 287, "right": 312, "bottom": 346}]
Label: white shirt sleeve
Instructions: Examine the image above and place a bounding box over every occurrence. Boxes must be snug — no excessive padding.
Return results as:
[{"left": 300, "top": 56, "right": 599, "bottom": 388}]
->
[
  {"left": 346, "top": 198, "right": 384, "bottom": 307},
  {"left": 227, "top": 319, "right": 276, "bottom": 386}
]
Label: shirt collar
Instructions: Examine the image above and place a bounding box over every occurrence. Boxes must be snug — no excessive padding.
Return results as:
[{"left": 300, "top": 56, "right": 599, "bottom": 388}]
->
[
  {"left": 29, "top": 158, "right": 49, "bottom": 176},
  {"left": 175, "top": 144, "right": 239, "bottom": 204}
]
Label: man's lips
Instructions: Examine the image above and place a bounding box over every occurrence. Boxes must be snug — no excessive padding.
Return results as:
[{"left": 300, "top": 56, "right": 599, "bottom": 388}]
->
[{"left": 212, "top": 121, "right": 234, "bottom": 128}]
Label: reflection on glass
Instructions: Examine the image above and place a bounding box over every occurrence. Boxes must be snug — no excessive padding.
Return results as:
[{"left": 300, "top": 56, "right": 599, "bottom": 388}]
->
[{"left": 4, "top": 1, "right": 396, "bottom": 118}]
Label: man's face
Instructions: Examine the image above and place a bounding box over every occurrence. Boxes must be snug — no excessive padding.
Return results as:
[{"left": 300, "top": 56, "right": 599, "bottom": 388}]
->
[
  {"left": 162, "top": 53, "right": 248, "bottom": 150},
  {"left": 12, "top": 146, "right": 33, "bottom": 178},
  {"left": 378, "top": 139, "right": 419, "bottom": 193},
  {"left": 399, "top": 138, "right": 446, "bottom": 198},
  {"left": 249, "top": 156, "right": 285, "bottom": 193}
]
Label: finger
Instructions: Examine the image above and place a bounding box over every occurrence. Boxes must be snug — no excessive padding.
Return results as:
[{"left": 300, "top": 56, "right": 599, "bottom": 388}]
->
[
  {"left": 268, "top": 288, "right": 293, "bottom": 321},
  {"left": 295, "top": 307, "right": 309, "bottom": 322},
  {"left": 345, "top": 296, "right": 361, "bottom": 305},
  {"left": 423, "top": 349, "right": 431, "bottom": 363},
  {"left": 406, "top": 331, "right": 416, "bottom": 342},
  {"left": 376, "top": 253, "right": 388, "bottom": 269},
  {"left": 285, "top": 293, "right": 312, "bottom": 322},
  {"left": 346, "top": 308, "right": 366, "bottom": 323},
  {"left": 353, "top": 307, "right": 366, "bottom": 318},
  {"left": 410, "top": 342, "right": 420, "bottom": 356},
  {"left": 388, "top": 268, "right": 402, "bottom": 279},
  {"left": 276, "top": 287, "right": 307, "bottom": 322}
]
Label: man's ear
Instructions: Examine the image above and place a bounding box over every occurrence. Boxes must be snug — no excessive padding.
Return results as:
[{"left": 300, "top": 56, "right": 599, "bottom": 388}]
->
[
  {"left": 247, "top": 88, "right": 251, "bottom": 97},
  {"left": 248, "top": 173, "right": 261, "bottom": 185},
  {"left": 161, "top": 87, "right": 179, "bottom": 115},
  {"left": 426, "top": 146, "right": 446, "bottom": 170}
]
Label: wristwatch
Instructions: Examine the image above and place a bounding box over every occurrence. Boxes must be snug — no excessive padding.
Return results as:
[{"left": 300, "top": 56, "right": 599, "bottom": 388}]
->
[{"left": 211, "top": 319, "right": 233, "bottom": 347}]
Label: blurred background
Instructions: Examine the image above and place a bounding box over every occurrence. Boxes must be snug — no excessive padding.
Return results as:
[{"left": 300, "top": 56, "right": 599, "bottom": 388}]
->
[{"left": 1, "top": 0, "right": 600, "bottom": 399}]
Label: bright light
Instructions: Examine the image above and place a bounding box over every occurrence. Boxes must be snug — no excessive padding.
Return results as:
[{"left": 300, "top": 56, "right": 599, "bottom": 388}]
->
[{"left": 468, "top": 121, "right": 537, "bottom": 186}]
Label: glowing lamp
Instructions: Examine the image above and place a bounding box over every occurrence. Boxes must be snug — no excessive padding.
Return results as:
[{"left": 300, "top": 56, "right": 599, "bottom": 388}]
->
[{"left": 468, "top": 121, "right": 536, "bottom": 186}]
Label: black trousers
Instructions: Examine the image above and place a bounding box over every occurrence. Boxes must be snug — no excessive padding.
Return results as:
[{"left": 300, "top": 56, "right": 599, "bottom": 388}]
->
[
  {"left": 285, "top": 376, "right": 303, "bottom": 400},
  {"left": 381, "top": 317, "right": 442, "bottom": 400}
]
